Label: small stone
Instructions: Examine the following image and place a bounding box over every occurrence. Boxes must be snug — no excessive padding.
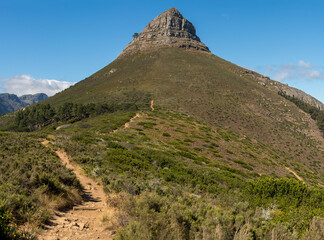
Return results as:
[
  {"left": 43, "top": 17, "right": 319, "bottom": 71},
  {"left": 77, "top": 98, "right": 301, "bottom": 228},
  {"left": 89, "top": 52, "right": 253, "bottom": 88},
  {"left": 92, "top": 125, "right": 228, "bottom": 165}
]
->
[{"left": 73, "top": 222, "right": 79, "bottom": 227}]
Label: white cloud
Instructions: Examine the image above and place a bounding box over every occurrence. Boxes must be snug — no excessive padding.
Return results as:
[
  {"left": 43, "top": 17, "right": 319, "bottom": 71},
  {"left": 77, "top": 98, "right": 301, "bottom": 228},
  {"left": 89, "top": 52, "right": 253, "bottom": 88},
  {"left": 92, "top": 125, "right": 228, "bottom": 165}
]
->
[
  {"left": 0, "top": 75, "right": 75, "bottom": 96},
  {"left": 297, "top": 60, "right": 311, "bottom": 68},
  {"left": 258, "top": 60, "right": 324, "bottom": 82},
  {"left": 274, "top": 70, "right": 291, "bottom": 82},
  {"left": 300, "top": 70, "right": 321, "bottom": 79}
]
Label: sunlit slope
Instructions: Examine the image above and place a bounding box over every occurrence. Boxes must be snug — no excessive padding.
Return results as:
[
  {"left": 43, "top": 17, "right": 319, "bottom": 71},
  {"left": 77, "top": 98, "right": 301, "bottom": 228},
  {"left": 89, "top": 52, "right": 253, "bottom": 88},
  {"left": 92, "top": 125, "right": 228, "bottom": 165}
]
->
[{"left": 46, "top": 48, "right": 324, "bottom": 174}]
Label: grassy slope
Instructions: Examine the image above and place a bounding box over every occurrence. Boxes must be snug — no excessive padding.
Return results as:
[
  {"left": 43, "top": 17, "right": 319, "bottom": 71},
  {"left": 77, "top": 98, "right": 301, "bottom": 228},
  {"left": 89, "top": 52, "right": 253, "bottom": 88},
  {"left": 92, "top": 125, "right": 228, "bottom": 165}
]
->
[
  {"left": 45, "top": 48, "right": 324, "bottom": 175},
  {"left": 0, "top": 106, "right": 322, "bottom": 238},
  {"left": 48, "top": 110, "right": 324, "bottom": 239},
  {"left": 53, "top": 110, "right": 323, "bottom": 186}
]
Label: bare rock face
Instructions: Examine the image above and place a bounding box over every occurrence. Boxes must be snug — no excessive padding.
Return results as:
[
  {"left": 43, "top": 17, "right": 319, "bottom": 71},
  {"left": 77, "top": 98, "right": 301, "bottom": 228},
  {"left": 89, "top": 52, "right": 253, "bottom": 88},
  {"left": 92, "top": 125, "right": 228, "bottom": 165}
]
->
[{"left": 120, "top": 8, "right": 210, "bottom": 57}]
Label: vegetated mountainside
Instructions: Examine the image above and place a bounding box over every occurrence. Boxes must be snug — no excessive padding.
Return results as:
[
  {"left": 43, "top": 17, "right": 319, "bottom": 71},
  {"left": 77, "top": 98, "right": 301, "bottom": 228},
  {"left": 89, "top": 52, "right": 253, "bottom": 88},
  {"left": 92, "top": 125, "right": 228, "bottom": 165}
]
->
[
  {"left": 2, "top": 109, "right": 323, "bottom": 239},
  {"left": 46, "top": 47, "right": 324, "bottom": 177},
  {"left": 44, "top": 8, "right": 324, "bottom": 177},
  {"left": 0, "top": 93, "right": 48, "bottom": 115},
  {"left": 39, "top": 110, "right": 324, "bottom": 238},
  {"left": 236, "top": 69, "right": 324, "bottom": 111}
]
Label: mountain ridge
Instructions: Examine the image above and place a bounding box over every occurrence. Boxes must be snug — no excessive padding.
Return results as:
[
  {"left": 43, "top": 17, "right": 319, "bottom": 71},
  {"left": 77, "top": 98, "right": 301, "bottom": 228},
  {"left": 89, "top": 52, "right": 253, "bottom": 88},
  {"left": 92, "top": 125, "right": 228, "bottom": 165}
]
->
[
  {"left": 0, "top": 92, "right": 48, "bottom": 115},
  {"left": 237, "top": 68, "right": 324, "bottom": 111}
]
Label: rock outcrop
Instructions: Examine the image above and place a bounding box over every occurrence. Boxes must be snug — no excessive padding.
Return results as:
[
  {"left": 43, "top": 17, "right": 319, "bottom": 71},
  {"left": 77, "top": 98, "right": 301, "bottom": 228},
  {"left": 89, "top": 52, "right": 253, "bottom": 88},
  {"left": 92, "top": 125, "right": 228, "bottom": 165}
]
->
[{"left": 120, "top": 8, "right": 210, "bottom": 57}]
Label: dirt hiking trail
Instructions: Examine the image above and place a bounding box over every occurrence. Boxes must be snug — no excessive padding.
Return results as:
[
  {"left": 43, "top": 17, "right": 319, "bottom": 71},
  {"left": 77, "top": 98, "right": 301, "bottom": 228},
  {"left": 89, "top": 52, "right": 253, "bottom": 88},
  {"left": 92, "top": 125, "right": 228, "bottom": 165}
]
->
[
  {"left": 124, "top": 113, "right": 141, "bottom": 129},
  {"left": 285, "top": 167, "right": 306, "bottom": 184},
  {"left": 39, "top": 140, "right": 116, "bottom": 240},
  {"left": 112, "top": 112, "right": 141, "bottom": 133}
]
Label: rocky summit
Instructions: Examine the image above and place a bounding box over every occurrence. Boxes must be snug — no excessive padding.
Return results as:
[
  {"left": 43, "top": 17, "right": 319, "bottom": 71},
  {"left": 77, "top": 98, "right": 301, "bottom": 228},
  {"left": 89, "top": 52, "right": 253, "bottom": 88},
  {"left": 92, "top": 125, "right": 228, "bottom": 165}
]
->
[{"left": 120, "top": 8, "right": 210, "bottom": 56}]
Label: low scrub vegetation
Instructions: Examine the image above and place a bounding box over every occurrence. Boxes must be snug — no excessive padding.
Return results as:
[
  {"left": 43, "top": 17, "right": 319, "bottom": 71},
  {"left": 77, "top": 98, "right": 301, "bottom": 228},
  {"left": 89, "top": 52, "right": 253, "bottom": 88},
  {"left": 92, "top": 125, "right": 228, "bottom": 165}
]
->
[
  {"left": 52, "top": 111, "right": 324, "bottom": 239},
  {"left": 1, "top": 109, "right": 323, "bottom": 239},
  {"left": 0, "top": 132, "right": 82, "bottom": 237}
]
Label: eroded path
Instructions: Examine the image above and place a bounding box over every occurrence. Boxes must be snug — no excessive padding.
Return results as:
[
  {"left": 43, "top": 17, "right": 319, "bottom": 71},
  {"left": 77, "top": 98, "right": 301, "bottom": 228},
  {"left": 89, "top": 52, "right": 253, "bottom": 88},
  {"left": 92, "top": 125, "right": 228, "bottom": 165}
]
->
[
  {"left": 39, "top": 140, "right": 116, "bottom": 240},
  {"left": 285, "top": 167, "right": 306, "bottom": 184},
  {"left": 112, "top": 112, "right": 141, "bottom": 133}
]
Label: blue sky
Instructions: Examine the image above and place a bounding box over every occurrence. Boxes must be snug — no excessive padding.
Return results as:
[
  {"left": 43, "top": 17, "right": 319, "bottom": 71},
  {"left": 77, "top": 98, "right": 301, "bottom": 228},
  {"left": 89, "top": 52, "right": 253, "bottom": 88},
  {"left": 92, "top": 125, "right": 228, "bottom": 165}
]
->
[{"left": 0, "top": 0, "right": 323, "bottom": 103}]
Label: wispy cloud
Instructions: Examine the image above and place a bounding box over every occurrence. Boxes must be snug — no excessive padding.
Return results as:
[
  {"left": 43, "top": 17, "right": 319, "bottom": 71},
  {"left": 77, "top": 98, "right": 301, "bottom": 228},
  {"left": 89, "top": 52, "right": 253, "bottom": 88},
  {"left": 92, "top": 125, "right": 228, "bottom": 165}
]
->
[
  {"left": 0, "top": 75, "right": 75, "bottom": 96},
  {"left": 297, "top": 60, "right": 311, "bottom": 68},
  {"left": 258, "top": 60, "right": 324, "bottom": 82}
]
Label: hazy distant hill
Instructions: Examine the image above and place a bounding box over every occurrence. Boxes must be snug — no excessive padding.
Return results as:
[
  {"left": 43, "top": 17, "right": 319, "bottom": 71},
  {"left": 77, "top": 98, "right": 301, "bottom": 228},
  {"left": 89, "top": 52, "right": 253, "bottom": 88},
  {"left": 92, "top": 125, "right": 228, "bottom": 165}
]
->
[{"left": 0, "top": 93, "right": 48, "bottom": 115}]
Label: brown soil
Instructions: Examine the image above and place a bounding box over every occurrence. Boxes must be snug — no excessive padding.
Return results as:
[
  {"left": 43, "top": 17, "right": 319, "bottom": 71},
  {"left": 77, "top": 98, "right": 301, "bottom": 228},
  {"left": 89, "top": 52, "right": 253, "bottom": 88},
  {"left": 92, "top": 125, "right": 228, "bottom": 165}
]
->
[
  {"left": 113, "top": 113, "right": 141, "bottom": 134},
  {"left": 39, "top": 140, "right": 117, "bottom": 240},
  {"left": 285, "top": 167, "right": 306, "bottom": 184},
  {"left": 124, "top": 113, "right": 141, "bottom": 129}
]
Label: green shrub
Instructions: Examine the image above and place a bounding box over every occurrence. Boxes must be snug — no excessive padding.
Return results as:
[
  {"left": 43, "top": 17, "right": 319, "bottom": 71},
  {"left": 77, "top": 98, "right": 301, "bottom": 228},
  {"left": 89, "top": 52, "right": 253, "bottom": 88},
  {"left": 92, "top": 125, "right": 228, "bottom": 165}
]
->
[
  {"left": 163, "top": 132, "right": 171, "bottom": 137},
  {"left": 233, "top": 159, "right": 253, "bottom": 170},
  {"left": 138, "top": 121, "right": 157, "bottom": 129},
  {"left": 244, "top": 177, "right": 324, "bottom": 232}
]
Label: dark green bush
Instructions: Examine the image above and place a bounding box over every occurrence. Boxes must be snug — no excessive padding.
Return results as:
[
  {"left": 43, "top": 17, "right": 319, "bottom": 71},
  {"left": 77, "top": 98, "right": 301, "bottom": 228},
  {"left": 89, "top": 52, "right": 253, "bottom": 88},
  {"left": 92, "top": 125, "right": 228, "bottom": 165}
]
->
[{"left": 162, "top": 132, "right": 171, "bottom": 137}]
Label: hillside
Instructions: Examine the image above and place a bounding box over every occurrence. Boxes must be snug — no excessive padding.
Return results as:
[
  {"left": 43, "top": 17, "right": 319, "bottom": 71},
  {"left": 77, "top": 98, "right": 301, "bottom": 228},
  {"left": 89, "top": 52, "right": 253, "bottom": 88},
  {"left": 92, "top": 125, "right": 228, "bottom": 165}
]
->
[
  {"left": 46, "top": 47, "right": 324, "bottom": 176},
  {"left": 2, "top": 109, "right": 321, "bottom": 239}
]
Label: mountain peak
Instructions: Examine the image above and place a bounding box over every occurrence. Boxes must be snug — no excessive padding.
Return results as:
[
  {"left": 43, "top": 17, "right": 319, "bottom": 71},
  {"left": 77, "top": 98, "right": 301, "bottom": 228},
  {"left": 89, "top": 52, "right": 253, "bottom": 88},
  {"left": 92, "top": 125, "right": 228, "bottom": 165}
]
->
[
  {"left": 120, "top": 8, "right": 210, "bottom": 57},
  {"left": 164, "top": 7, "right": 181, "bottom": 15}
]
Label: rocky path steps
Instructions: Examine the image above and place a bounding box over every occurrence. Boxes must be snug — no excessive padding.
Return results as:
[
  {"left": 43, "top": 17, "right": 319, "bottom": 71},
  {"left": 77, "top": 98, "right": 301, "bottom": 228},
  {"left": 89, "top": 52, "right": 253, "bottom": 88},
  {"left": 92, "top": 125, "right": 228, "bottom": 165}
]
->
[{"left": 39, "top": 140, "right": 116, "bottom": 240}]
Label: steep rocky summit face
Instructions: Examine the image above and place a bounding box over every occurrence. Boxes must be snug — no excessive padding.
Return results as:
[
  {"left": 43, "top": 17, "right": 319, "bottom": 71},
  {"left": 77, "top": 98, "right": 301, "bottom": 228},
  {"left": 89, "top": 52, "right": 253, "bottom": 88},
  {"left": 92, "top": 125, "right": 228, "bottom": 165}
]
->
[{"left": 120, "top": 8, "right": 210, "bottom": 56}]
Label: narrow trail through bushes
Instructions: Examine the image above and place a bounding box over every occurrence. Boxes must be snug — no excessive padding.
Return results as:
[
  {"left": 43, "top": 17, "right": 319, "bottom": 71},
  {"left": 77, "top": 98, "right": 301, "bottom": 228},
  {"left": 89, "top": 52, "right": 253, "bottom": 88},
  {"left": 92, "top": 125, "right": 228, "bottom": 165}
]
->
[
  {"left": 39, "top": 140, "right": 116, "bottom": 240},
  {"left": 124, "top": 112, "right": 141, "bottom": 129},
  {"left": 112, "top": 112, "right": 141, "bottom": 133},
  {"left": 285, "top": 167, "right": 306, "bottom": 184}
]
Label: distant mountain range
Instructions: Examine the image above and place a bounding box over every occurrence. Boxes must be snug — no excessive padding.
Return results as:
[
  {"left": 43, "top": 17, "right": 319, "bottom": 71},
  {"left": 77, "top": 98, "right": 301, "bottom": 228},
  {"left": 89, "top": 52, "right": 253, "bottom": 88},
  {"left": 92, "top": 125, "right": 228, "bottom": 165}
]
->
[{"left": 0, "top": 93, "right": 48, "bottom": 115}]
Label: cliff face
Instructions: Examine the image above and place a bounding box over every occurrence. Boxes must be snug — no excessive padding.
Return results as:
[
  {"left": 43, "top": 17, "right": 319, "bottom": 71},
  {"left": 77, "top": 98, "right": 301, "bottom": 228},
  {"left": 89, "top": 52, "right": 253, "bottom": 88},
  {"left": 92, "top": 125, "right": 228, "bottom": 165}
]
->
[{"left": 120, "top": 8, "right": 210, "bottom": 57}]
